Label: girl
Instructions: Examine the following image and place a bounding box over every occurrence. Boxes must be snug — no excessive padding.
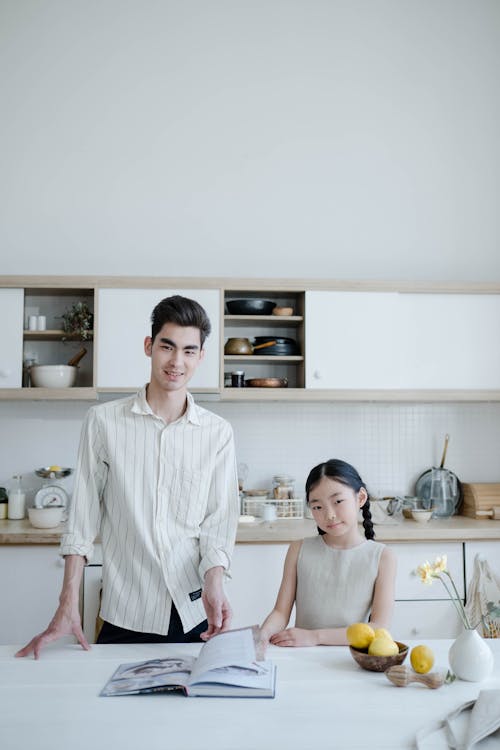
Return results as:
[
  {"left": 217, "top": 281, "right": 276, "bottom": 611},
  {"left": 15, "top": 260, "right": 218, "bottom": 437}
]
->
[{"left": 260, "top": 459, "right": 396, "bottom": 647}]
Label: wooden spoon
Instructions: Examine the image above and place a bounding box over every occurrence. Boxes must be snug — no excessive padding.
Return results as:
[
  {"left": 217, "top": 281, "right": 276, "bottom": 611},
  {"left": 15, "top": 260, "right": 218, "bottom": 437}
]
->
[{"left": 385, "top": 665, "right": 444, "bottom": 689}]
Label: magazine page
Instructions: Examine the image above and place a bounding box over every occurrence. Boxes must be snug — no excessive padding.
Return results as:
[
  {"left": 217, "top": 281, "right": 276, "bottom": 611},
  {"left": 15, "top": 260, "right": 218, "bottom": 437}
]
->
[
  {"left": 100, "top": 655, "right": 196, "bottom": 696},
  {"left": 188, "top": 626, "right": 263, "bottom": 685},
  {"left": 188, "top": 660, "right": 275, "bottom": 691}
]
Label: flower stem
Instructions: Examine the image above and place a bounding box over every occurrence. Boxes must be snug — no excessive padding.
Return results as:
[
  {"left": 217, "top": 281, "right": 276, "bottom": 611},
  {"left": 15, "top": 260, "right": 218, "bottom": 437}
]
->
[{"left": 438, "top": 573, "right": 471, "bottom": 629}]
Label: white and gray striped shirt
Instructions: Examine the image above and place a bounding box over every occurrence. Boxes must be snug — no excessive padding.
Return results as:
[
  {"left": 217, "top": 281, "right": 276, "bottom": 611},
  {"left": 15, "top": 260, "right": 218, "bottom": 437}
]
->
[{"left": 60, "top": 387, "right": 239, "bottom": 634}]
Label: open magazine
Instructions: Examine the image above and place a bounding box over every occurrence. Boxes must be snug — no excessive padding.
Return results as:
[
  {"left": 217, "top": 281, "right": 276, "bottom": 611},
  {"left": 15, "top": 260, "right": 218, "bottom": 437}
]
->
[{"left": 100, "top": 626, "right": 276, "bottom": 698}]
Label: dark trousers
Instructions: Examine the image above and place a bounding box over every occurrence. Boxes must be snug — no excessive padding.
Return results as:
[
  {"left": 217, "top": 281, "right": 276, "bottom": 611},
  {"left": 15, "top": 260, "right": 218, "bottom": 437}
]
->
[{"left": 96, "top": 603, "right": 208, "bottom": 644}]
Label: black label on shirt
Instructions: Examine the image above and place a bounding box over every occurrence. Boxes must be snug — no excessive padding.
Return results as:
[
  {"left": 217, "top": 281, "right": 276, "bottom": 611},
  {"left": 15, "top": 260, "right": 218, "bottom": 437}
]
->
[{"left": 189, "top": 588, "right": 202, "bottom": 602}]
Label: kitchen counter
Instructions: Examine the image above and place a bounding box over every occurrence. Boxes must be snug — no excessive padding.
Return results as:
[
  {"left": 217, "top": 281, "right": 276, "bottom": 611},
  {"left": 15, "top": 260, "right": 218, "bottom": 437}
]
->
[
  {"left": 1, "top": 515, "right": 500, "bottom": 544},
  {"left": 1, "top": 639, "right": 499, "bottom": 750}
]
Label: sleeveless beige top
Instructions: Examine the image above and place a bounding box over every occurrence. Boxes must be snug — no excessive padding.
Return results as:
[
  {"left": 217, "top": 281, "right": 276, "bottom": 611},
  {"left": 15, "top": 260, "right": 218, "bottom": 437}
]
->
[{"left": 295, "top": 536, "right": 386, "bottom": 629}]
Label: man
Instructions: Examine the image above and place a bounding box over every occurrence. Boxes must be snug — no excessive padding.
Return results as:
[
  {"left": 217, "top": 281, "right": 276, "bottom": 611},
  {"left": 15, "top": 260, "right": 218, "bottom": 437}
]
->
[{"left": 17, "top": 295, "right": 239, "bottom": 658}]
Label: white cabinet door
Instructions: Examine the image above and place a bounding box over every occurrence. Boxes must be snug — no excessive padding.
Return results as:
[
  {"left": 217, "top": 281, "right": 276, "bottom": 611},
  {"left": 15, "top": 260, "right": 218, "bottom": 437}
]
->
[
  {"left": 0, "top": 546, "right": 66, "bottom": 645},
  {"left": 392, "top": 600, "right": 463, "bottom": 640},
  {"left": 96, "top": 289, "right": 220, "bottom": 389},
  {"left": 306, "top": 291, "right": 500, "bottom": 390},
  {"left": 305, "top": 291, "right": 404, "bottom": 389},
  {"left": 0, "top": 289, "right": 24, "bottom": 388},
  {"left": 227, "top": 544, "right": 291, "bottom": 629},
  {"left": 388, "top": 542, "right": 465, "bottom": 600}
]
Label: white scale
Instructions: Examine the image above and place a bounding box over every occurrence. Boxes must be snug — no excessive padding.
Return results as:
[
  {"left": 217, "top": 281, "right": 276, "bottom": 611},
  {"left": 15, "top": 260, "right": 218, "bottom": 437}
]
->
[{"left": 34, "top": 467, "right": 72, "bottom": 508}]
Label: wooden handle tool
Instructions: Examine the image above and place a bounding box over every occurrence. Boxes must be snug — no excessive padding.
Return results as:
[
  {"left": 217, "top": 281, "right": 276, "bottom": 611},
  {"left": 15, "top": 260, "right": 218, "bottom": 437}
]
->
[
  {"left": 385, "top": 665, "right": 444, "bottom": 689},
  {"left": 252, "top": 340, "right": 277, "bottom": 351},
  {"left": 67, "top": 347, "right": 87, "bottom": 367},
  {"left": 476, "top": 508, "right": 500, "bottom": 520}
]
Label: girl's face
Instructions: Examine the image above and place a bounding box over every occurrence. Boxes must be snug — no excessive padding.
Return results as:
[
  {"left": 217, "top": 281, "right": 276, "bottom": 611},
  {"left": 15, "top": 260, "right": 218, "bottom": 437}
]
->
[{"left": 308, "top": 476, "right": 367, "bottom": 544}]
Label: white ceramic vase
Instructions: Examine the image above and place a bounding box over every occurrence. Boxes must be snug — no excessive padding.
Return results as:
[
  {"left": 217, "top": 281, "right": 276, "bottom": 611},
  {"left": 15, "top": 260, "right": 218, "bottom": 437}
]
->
[{"left": 448, "top": 628, "right": 494, "bottom": 682}]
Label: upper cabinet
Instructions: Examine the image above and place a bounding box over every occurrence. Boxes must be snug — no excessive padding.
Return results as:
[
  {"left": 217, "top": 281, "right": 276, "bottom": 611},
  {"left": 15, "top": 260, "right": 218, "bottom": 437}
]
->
[
  {"left": 96, "top": 288, "right": 220, "bottom": 391},
  {"left": 2, "top": 277, "right": 500, "bottom": 401},
  {"left": 306, "top": 291, "right": 500, "bottom": 391}
]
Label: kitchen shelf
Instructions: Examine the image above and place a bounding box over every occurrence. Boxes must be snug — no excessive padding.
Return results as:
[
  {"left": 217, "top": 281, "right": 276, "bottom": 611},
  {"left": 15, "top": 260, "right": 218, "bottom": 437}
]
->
[
  {"left": 224, "top": 355, "right": 303, "bottom": 363},
  {"left": 0, "top": 387, "right": 98, "bottom": 401},
  {"left": 224, "top": 315, "right": 303, "bottom": 327},
  {"left": 23, "top": 330, "right": 94, "bottom": 341}
]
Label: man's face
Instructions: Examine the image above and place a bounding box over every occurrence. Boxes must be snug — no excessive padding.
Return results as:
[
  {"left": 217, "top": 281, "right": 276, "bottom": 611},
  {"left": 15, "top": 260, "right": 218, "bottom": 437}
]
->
[{"left": 144, "top": 323, "right": 204, "bottom": 392}]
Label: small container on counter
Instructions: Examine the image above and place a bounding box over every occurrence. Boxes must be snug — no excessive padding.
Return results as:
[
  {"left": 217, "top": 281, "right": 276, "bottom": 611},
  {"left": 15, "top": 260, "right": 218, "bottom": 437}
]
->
[
  {"left": 8, "top": 474, "right": 26, "bottom": 520},
  {"left": 0, "top": 487, "right": 8, "bottom": 519},
  {"left": 272, "top": 475, "right": 295, "bottom": 499},
  {"left": 231, "top": 371, "right": 245, "bottom": 388}
]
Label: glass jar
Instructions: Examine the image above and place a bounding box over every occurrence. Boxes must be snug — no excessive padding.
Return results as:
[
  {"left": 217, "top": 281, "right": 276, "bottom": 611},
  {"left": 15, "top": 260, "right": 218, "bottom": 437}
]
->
[
  {"left": 272, "top": 475, "right": 295, "bottom": 499},
  {"left": 0, "top": 487, "right": 8, "bottom": 520}
]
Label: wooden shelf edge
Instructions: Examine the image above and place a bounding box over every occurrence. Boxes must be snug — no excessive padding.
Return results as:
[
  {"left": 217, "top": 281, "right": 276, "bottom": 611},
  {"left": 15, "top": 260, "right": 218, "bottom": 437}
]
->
[
  {"left": 224, "top": 355, "right": 303, "bottom": 362},
  {"left": 0, "top": 388, "right": 98, "bottom": 401}
]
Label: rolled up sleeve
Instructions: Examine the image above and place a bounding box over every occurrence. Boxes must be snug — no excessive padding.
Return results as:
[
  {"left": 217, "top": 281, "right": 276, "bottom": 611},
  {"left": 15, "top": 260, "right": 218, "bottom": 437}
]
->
[
  {"left": 60, "top": 407, "right": 108, "bottom": 562},
  {"left": 198, "top": 423, "right": 239, "bottom": 580}
]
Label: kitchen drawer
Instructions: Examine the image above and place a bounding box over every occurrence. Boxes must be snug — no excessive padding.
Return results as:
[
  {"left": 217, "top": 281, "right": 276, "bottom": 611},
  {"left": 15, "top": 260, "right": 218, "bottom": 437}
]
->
[
  {"left": 387, "top": 542, "right": 465, "bottom": 600},
  {"left": 392, "top": 600, "right": 464, "bottom": 640}
]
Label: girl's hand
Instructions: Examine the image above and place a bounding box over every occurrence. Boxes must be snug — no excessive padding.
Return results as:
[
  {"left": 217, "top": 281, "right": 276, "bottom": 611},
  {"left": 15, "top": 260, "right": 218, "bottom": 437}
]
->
[{"left": 269, "top": 627, "right": 319, "bottom": 647}]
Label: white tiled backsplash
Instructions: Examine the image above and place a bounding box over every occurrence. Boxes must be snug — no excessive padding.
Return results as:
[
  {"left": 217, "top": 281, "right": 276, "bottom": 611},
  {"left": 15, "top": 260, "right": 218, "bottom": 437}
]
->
[{"left": 0, "top": 400, "right": 499, "bottom": 501}]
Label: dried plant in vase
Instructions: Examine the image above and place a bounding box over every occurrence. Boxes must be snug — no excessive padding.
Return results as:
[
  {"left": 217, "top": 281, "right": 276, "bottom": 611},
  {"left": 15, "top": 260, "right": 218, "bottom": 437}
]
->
[{"left": 61, "top": 302, "right": 94, "bottom": 341}]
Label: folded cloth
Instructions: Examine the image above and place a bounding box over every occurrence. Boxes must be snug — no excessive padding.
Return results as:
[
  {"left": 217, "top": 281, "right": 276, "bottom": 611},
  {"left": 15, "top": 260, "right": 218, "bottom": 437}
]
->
[{"left": 416, "top": 689, "right": 500, "bottom": 749}]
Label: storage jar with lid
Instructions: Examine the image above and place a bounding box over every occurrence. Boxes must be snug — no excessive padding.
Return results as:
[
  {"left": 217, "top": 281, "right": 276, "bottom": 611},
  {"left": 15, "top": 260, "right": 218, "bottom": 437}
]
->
[
  {"left": 0, "top": 487, "right": 8, "bottom": 519},
  {"left": 272, "top": 475, "right": 295, "bottom": 499}
]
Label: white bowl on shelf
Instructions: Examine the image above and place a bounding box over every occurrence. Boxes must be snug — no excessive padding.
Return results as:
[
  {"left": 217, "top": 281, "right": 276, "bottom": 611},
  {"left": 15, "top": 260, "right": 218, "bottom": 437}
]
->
[
  {"left": 411, "top": 509, "right": 433, "bottom": 523},
  {"left": 30, "top": 365, "right": 77, "bottom": 388}
]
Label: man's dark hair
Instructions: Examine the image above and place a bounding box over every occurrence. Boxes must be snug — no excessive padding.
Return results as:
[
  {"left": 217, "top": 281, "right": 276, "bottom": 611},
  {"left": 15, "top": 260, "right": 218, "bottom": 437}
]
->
[{"left": 151, "top": 295, "right": 211, "bottom": 347}]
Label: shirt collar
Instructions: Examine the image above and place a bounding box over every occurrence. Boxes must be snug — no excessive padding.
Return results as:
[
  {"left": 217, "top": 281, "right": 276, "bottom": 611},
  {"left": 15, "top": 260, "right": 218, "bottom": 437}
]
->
[{"left": 131, "top": 385, "right": 201, "bottom": 426}]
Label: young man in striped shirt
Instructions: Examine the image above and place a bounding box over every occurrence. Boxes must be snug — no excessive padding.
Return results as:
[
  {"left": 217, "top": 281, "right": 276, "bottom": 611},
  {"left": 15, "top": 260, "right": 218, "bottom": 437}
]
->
[{"left": 17, "top": 295, "right": 240, "bottom": 658}]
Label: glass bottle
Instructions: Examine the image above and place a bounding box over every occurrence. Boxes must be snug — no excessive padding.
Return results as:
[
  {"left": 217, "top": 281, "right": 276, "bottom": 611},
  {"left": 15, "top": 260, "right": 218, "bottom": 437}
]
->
[
  {"left": 272, "top": 475, "right": 295, "bottom": 499},
  {"left": 8, "top": 474, "right": 26, "bottom": 520}
]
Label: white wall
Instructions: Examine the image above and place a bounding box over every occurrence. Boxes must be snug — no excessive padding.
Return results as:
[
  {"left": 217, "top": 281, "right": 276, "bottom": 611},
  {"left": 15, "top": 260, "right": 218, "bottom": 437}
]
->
[
  {"left": 1, "top": 2, "right": 500, "bottom": 500},
  {"left": 1, "top": 0, "right": 500, "bottom": 280}
]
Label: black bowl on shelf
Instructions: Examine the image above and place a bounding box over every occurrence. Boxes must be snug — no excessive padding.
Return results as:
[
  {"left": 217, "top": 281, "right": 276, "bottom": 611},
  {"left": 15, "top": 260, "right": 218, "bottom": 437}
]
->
[{"left": 226, "top": 299, "right": 276, "bottom": 315}]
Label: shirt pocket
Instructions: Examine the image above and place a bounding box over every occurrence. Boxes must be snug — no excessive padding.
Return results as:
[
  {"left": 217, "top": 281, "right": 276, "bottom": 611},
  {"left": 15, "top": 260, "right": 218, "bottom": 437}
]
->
[{"left": 164, "top": 466, "right": 207, "bottom": 530}]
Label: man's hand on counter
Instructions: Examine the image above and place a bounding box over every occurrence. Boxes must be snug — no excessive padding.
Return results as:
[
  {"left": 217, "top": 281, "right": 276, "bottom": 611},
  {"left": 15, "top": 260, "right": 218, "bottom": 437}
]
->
[
  {"left": 200, "top": 566, "right": 232, "bottom": 641},
  {"left": 16, "top": 554, "right": 90, "bottom": 659},
  {"left": 15, "top": 600, "right": 90, "bottom": 659}
]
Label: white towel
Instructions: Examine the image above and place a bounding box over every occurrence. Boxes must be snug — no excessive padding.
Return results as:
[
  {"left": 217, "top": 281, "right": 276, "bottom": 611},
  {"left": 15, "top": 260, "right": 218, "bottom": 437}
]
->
[{"left": 416, "top": 689, "right": 500, "bottom": 749}]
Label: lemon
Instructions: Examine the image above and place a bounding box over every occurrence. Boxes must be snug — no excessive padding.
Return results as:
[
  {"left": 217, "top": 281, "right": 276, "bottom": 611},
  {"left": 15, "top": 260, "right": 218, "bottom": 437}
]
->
[
  {"left": 49, "top": 465, "right": 62, "bottom": 472},
  {"left": 410, "top": 644, "right": 435, "bottom": 674},
  {"left": 373, "top": 628, "right": 393, "bottom": 641},
  {"left": 346, "top": 623, "right": 375, "bottom": 649},
  {"left": 368, "top": 636, "right": 399, "bottom": 657}
]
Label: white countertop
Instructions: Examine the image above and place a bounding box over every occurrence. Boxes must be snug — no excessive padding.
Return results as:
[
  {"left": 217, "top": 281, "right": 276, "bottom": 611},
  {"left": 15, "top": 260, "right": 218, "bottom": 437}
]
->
[{"left": 1, "top": 639, "right": 499, "bottom": 750}]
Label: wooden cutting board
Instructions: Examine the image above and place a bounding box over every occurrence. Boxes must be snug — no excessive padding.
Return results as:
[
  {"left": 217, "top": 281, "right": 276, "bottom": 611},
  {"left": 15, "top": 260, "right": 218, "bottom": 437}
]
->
[{"left": 461, "top": 483, "right": 500, "bottom": 518}]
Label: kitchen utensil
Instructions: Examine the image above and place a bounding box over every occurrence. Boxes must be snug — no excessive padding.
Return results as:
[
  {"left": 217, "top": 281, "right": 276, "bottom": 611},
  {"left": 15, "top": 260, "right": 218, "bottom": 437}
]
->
[
  {"left": 349, "top": 642, "right": 408, "bottom": 672},
  {"left": 429, "top": 467, "right": 457, "bottom": 518},
  {"left": 35, "top": 467, "right": 73, "bottom": 479},
  {"left": 34, "top": 484, "right": 69, "bottom": 509},
  {"left": 67, "top": 347, "right": 87, "bottom": 367},
  {"left": 245, "top": 378, "right": 288, "bottom": 388},
  {"left": 272, "top": 306, "right": 293, "bottom": 316},
  {"left": 476, "top": 508, "right": 500, "bottom": 520},
  {"left": 384, "top": 665, "right": 444, "bottom": 689},
  {"left": 30, "top": 365, "right": 77, "bottom": 388},
  {"left": 461, "top": 483, "right": 500, "bottom": 518},
  {"left": 224, "top": 338, "right": 280, "bottom": 355},
  {"left": 415, "top": 434, "right": 462, "bottom": 514},
  {"left": 252, "top": 336, "right": 299, "bottom": 355},
  {"left": 224, "top": 338, "right": 253, "bottom": 355},
  {"left": 226, "top": 299, "right": 276, "bottom": 315}
]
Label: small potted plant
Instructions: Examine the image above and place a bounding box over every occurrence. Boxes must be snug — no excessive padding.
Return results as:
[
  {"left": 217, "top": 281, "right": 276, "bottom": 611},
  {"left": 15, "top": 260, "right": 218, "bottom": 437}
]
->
[{"left": 61, "top": 302, "right": 94, "bottom": 341}]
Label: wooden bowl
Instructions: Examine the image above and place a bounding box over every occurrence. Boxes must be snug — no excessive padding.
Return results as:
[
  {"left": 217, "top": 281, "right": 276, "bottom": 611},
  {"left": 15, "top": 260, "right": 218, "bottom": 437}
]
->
[
  {"left": 349, "top": 642, "right": 408, "bottom": 672},
  {"left": 245, "top": 378, "right": 288, "bottom": 388}
]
